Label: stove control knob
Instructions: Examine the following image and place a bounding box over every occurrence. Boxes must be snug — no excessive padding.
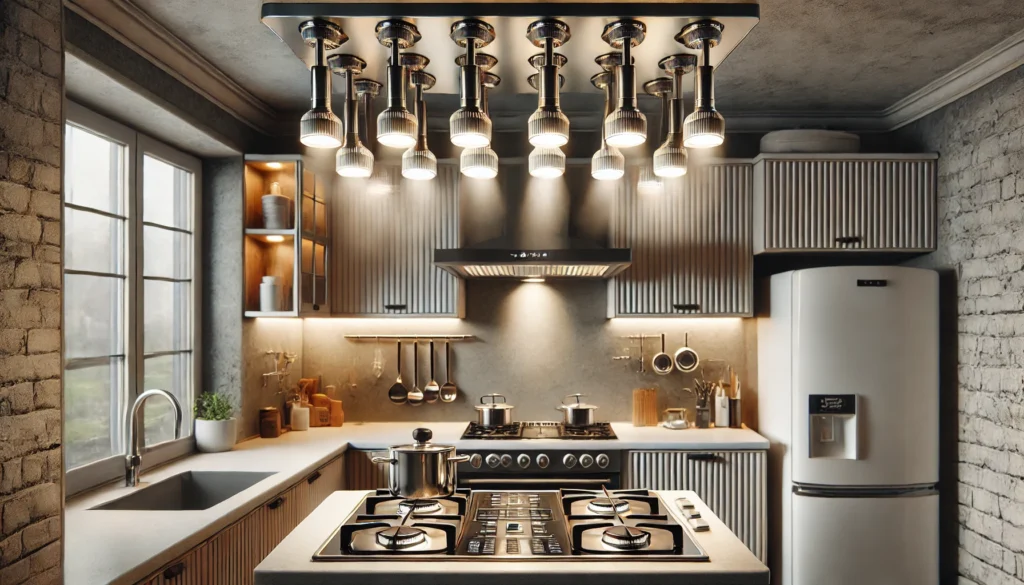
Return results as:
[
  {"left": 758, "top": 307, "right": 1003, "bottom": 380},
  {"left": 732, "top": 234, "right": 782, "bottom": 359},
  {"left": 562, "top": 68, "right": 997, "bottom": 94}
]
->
[
  {"left": 596, "top": 453, "right": 610, "bottom": 469},
  {"left": 485, "top": 453, "right": 501, "bottom": 468},
  {"left": 469, "top": 453, "right": 483, "bottom": 469},
  {"left": 517, "top": 454, "right": 531, "bottom": 468},
  {"left": 579, "top": 454, "right": 594, "bottom": 468},
  {"left": 563, "top": 454, "right": 578, "bottom": 469},
  {"left": 536, "top": 454, "right": 550, "bottom": 469},
  {"left": 500, "top": 454, "right": 513, "bottom": 468}
]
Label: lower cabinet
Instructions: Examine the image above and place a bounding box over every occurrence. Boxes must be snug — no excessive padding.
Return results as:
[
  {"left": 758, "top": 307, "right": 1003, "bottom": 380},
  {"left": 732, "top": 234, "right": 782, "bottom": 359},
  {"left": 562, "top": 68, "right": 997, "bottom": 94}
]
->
[
  {"left": 624, "top": 450, "right": 767, "bottom": 562},
  {"left": 344, "top": 449, "right": 389, "bottom": 490},
  {"left": 138, "top": 455, "right": 344, "bottom": 584}
]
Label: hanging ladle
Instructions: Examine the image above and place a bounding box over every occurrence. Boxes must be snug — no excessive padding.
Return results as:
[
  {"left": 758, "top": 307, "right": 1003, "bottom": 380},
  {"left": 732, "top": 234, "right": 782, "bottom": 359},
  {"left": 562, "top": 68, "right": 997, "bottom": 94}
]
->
[{"left": 387, "top": 340, "right": 407, "bottom": 404}]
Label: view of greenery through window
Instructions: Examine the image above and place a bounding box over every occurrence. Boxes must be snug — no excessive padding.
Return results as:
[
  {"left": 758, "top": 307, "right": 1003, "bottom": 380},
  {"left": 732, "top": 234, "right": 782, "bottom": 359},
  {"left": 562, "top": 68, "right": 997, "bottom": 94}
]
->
[{"left": 63, "top": 119, "right": 195, "bottom": 472}]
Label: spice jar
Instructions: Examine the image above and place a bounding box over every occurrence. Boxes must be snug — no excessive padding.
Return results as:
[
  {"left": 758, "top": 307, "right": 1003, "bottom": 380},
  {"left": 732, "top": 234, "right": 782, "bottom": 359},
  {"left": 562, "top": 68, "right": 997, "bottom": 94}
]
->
[{"left": 259, "top": 407, "right": 281, "bottom": 438}]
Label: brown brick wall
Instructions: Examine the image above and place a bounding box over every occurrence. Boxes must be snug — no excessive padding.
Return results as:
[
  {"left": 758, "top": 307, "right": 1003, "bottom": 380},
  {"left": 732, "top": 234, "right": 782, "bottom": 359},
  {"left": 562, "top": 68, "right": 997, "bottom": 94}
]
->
[{"left": 0, "top": 1, "right": 64, "bottom": 584}]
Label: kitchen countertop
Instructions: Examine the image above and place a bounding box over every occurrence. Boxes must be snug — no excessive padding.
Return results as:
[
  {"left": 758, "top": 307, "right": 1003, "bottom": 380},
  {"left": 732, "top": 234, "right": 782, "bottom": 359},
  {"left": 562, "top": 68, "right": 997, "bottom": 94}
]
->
[
  {"left": 254, "top": 489, "right": 770, "bottom": 585},
  {"left": 65, "top": 422, "right": 767, "bottom": 585}
]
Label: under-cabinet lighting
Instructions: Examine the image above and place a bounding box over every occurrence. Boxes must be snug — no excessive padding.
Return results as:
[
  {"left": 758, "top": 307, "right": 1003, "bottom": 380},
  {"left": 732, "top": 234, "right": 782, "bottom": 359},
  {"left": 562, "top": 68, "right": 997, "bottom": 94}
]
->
[
  {"left": 266, "top": 235, "right": 285, "bottom": 243},
  {"left": 265, "top": 162, "right": 284, "bottom": 170},
  {"left": 522, "top": 277, "right": 546, "bottom": 283}
]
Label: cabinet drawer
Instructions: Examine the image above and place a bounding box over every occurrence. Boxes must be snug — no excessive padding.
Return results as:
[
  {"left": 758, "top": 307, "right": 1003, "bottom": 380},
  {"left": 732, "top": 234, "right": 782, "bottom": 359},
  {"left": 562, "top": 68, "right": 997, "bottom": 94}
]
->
[{"left": 754, "top": 156, "right": 937, "bottom": 253}]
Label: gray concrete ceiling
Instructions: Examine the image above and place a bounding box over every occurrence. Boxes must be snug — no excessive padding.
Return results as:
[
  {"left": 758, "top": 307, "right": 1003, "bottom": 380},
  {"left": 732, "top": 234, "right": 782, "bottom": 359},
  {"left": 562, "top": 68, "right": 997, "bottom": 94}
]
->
[{"left": 132, "top": 0, "right": 1024, "bottom": 117}]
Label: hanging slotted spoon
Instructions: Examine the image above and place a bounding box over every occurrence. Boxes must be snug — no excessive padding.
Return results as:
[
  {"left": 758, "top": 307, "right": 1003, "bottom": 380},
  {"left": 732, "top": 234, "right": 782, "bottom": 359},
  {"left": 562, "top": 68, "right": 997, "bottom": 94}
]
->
[
  {"left": 407, "top": 341, "right": 424, "bottom": 406},
  {"left": 424, "top": 341, "right": 440, "bottom": 403},
  {"left": 387, "top": 341, "right": 407, "bottom": 404},
  {"left": 440, "top": 342, "right": 457, "bottom": 403}
]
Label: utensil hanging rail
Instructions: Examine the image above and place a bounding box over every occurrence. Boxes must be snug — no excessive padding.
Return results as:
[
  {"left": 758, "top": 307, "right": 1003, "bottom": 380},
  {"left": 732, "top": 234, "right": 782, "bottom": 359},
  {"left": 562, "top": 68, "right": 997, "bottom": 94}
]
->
[{"left": 344, "top": 334, "right": 475, "bottom": 340}]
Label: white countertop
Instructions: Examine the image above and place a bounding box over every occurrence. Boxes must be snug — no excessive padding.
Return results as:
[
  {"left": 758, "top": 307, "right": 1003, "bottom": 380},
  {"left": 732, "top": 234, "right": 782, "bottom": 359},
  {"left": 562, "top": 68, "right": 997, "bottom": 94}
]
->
[
  {"left": 65, "top": 422, "right": 767, "bottom": 585},
  {"left": 254, "top": 490, "right": 770, "bottom": 585}
]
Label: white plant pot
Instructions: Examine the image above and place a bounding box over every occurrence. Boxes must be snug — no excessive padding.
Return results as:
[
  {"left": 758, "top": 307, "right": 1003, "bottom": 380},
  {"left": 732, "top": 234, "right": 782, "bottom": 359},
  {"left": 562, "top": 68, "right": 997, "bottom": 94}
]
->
[{"left": 195, "top": 418, "right": 237, "bottom": 453}]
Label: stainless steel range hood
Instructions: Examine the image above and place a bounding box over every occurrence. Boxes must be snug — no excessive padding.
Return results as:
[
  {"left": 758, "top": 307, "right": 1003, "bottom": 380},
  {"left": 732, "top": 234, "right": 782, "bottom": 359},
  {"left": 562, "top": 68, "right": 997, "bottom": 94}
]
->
[{"left": 434, "top": 247, "right": 632, "bottom": 278}]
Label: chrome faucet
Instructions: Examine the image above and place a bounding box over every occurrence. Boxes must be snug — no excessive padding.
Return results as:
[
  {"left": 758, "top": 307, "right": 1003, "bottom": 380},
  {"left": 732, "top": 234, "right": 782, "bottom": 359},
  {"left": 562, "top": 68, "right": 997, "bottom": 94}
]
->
[{"left": 125, "top": 389, "right": 183, "bottom": 487}]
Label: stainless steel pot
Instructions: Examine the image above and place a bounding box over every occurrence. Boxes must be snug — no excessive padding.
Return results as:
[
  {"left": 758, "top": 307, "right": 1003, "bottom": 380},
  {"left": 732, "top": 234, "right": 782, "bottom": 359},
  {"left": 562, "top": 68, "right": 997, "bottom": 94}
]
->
[
  {"left": 371, "top": 428, "right": 469, "bottom": 498},
  {"left": 557, "top": 393, "right": 598, "bottom": 427},
  {"left": 475, "top": 393, "right": 514, "bottom": 427}
]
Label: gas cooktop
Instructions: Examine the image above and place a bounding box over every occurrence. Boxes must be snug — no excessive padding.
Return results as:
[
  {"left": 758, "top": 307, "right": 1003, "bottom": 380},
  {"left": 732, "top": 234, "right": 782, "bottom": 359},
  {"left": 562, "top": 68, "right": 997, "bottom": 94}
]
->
[
  {"left": 461, "top": 421, "right": 617, "bottom": 440},
  {"left": 313, "top": 489, "right": 708, "bottom": 561}
]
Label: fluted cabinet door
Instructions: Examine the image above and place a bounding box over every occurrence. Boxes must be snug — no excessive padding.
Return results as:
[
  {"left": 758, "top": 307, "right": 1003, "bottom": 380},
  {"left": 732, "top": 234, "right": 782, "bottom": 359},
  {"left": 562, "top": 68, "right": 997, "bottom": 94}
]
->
[
  {"left": 345, "top": 449, "right": 390, "bottom": 490},
  {"left": 754, "top": 155, "right": 937, "bottom": 253},
  {"left": 333, "top": 165, "right": 463, "bottom": 316},
  {"left": 142, "top": 544, "right": 211, "bottom": 585},
  {"left": 609, "top": 163, "right": 753, "bottom": 316}
]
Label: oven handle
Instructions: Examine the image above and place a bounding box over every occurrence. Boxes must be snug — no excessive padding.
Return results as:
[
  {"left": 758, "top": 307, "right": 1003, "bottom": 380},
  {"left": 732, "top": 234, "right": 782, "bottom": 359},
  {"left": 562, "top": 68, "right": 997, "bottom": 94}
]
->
[{"left": 460, "top": 478, "right": 614, "bottom": 487}]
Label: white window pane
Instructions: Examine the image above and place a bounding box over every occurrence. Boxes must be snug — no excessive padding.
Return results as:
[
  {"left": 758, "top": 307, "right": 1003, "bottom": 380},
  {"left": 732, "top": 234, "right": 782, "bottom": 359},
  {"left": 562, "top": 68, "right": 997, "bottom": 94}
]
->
[
  {"left": 144, "top": 226, "right": 191, "bottom": 279},
  {"left": 65, "top": 358, "right": 124, "bottom": 469},
  {"left": 143, "top": 155, "right": 192, "bottom": 230},
  {"left": 65, "top": 125, "right": 125, "bottom": 214},
  {"left": 144, "top": 353, "right": 192, "bottom": 446},
  {"left": 144, "top": 280, "right": 191, "bottom": 353},
  {"left": 64, "top": 208, "right": 124, "bottom": 275},
  {"left": 64, "top": 274, "right": 124, "bottom": 359}
]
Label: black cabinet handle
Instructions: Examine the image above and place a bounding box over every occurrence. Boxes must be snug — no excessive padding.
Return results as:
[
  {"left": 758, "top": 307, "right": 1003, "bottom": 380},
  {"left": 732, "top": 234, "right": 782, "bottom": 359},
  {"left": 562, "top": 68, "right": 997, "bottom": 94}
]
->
[
  {"left": 835, "top": 236, "right": 862, "bottom": 244},
  {"left": 162, "top": 562, "right": 185, "bottom": 579},
  {"left": 384, "top": 304, "right": 407, "bottom": 311},
  {"left": 312, "top": 304, "right": 320, "bottom": 311},
  {"left": 688, "top": 453, "right": 721, "bottom": 462},
  {"left": 267, "top": 496, "right": 285, "bottom": 510},
  {"left": 307, "top": 470, "right": 322, "bottom": 484},
  {"left": 673, "top": 303, "right": 701, "bottom": 312}
]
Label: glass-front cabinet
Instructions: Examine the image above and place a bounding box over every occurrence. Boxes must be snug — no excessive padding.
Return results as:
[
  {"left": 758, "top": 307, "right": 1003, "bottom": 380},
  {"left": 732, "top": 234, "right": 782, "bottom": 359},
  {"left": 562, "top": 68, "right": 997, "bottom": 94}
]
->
[{"left": 243, "top": 155, "right": 331, "bottom": 317}]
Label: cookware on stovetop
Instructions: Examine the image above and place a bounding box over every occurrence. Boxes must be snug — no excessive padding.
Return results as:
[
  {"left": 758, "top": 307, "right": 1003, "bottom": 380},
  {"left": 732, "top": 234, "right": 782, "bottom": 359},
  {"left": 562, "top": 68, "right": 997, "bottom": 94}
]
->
[
  {"left": 557, "top": 393, "right": 599, "bottom": 427},
  {"left": 475, "top": 393, "right": 514, "bottom": 427},
  {"left": 371, "top": 428, "right": 469, "bottom": 498}
]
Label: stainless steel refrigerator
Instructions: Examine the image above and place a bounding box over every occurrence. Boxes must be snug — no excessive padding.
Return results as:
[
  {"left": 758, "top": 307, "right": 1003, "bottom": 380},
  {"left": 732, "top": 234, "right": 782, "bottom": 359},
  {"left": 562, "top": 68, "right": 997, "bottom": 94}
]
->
[{"left": 758, "top": 266, "right": 939, "bottom": 585}]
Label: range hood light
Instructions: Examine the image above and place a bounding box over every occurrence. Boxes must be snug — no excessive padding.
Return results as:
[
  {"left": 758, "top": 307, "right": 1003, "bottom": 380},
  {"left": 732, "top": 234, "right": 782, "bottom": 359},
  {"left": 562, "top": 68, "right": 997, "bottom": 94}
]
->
[
  {"left": 654, "top": 54, "right": 696, "bottom": 177},
  {"left": 529, "top": 147, "right": 566, "bottom": 179},
  {"left": 526, "top": 19, "right": 571, "bottom": 148},
  {"left": 602, "top": 20, "right": 647, "bottom": 149},
  {"left": 298, "top": 21, "right": 345, "bottom": 149},
  {"left": 590, "top": 62, "right": 624, "bottom": 181},
  {"left": 402, "top": 55, "right": 437, "bottom": 181},
  {"left": 460, "top": 68, "right": 501, "bottom": 179},
  {"left": 679, "top": 21, "right": 725, "bottom": 149},
  {"left": 329, "top": 54, "right": 374, "bottom": 178},
  {"left": 522, "top": 277, "right": 546, "bottom": 283},
  {"left": 375, "top": 20, "right": 420, "bottom": 149},
  {"left": 450, "top": 19, "right": 495, "bottom": 149}
]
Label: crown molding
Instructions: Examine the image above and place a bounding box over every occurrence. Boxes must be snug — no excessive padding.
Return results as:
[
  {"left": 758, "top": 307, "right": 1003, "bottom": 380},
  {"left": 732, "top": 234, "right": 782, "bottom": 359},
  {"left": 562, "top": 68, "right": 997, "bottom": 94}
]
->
[{"left": 64, "top": 0, "right": 277, "bottom": 135}]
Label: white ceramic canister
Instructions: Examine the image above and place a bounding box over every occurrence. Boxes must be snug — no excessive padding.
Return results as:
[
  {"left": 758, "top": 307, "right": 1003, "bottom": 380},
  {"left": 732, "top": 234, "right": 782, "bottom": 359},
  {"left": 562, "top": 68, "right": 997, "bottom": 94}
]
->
[
  {"left": 260, "top": 276, "right": 279, "bottom": 312},
  {"left": 290, "top": 402, "right": 310, "bottom": 431}
]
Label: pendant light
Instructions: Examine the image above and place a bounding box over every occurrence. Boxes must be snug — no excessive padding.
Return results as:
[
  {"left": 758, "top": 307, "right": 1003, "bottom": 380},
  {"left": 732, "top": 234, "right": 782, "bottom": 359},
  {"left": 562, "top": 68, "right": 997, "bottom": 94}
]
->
[
  {"left": 637, "top": 77, "right": 671, "bottom": 192},
  {"left": 678, "top": 20, "right": 725, "bottom": 149},
  {"left": 601, "top": 20, "right": 647, "bottom": 148},
  {"left": 328, "top": 54, "right": 373, "bottom": 178},
  {"left": 526, "top": 19, "right": 570, "bottom": 148},
  {"left": 375, "top": 19, "right": 420, "bottom": 149},
  {"left": 526, "top": 72, "right": 566, "bottom": 179},
  {"left": 356, "top": 78, "right": 394, "bottom": 196},
  {"left": 461, "top": 67, "right": 501, "bottom": 179},
  {"left": 590, "top": 70, "right": 624, "bottom": 181},
  {"left": 402, "top": 59, "right": 437, "bottom": 181},
  {"left": 654, "top": 54, "right": 696, "bottom": 177},
  {"left": 449, "top": 19, "right": 495, "bottom": 149},
  {"left": 298, "top": 21, "right": 346, "bottom": 149}
]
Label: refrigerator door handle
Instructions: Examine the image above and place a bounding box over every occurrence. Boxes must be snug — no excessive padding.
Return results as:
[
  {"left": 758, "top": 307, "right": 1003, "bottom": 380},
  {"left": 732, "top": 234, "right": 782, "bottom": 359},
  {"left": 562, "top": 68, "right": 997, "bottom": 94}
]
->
[{"left": 793, "top": 484, "right": 938, "bottom": 498}]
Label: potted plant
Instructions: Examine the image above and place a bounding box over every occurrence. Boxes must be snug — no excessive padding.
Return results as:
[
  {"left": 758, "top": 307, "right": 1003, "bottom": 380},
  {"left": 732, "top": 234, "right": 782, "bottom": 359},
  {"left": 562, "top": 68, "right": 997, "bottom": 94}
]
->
[{"left": 194, "top": 392, "right": 237, "bottom": 453}]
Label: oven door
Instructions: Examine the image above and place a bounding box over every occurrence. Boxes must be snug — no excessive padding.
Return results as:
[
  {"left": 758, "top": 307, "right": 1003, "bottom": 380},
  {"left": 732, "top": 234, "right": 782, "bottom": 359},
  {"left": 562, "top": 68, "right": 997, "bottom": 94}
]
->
[{"left": 458, "top": 473, "right": 620, "bottom": 490}]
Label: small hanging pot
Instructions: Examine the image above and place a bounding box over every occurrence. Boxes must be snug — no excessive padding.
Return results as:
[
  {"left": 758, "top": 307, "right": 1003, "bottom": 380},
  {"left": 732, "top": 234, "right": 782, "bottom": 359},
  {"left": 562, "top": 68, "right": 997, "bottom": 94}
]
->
[
  {"left": 475, "top": 393, "right": 514, "bottom": 427},
  {"left": 674, "top": 333, "right": 700, "bottom": 373},
  {"left": 651, "top": 333, "right": 674, "bottom": 375},
  {"left": 557, "top": 394, "right": 598, "bottom": 427}
]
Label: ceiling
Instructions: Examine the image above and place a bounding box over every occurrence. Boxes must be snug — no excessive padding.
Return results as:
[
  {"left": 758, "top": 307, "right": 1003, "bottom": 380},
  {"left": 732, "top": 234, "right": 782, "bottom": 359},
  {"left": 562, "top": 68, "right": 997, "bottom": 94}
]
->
[{"left": 124, "top": 0, "right": 1024, "bottom": 124}]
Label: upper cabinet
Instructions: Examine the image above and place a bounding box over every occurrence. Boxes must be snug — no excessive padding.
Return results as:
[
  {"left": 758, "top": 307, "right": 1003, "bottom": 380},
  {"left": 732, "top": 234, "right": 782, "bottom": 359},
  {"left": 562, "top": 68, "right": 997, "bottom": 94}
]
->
[
  {"left": 753, "top": 154, "right": 937, "bottom": 254},
  {"left": 609, "top": 162, "right": 753, "bottom": 317},
  {"left": 332, "top": 165, "right": 463, "bottom": 317},
  {"left": 243, "top": 156, "right": 332, "bottom": 317}
]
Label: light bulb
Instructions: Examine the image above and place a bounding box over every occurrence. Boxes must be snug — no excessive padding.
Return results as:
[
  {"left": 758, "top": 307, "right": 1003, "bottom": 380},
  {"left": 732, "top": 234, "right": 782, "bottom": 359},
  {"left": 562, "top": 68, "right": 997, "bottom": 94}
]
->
[
  {"left": 592, "top": 146, "right": 625, "bottom": 181},
  {"left": 266, "top": 235, "right": 285, "bottom": 243},
  {"left": 461, "top": 147, "right": 499, "bottom": 179},
  {"left": 375, "top": 19, "right": 420, "bottom": 150},
  {"left": 336, "top": 143, "right": 373, "bottom": 177},
  {"left": 402, "top": 149, "right": 436, "bottom": 180},
  {"left": 450, "top": 19, "right": 495, "bottom": 149},
  {"left": 529, "top": 147, "right": 565, "bottom": 179}
]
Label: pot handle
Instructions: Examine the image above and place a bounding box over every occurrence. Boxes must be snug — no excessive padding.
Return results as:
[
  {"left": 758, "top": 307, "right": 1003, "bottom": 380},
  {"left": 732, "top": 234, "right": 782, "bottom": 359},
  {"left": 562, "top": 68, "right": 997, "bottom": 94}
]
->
[
  {"left": 371, "top": 456, "right": 396, "bottom": 465},
  {"left": 448, "top": 454, "right": 470, "bottom": 464},
  {"left": 562, "top": 393, "right": 585, "bottom": 405}
]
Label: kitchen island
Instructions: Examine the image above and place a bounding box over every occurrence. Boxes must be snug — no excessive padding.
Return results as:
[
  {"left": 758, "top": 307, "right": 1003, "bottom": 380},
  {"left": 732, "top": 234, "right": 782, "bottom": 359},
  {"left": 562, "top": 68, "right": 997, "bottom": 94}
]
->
[{"left": 254, "top": 489, "right": 769, "bottom": 585}]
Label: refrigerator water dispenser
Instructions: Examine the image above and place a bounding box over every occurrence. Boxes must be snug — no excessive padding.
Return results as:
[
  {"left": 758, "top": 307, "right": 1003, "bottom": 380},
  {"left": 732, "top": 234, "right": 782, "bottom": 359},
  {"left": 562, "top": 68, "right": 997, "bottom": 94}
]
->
[{"left": 808, "top": 394, "right": 858, "bottom": 459}]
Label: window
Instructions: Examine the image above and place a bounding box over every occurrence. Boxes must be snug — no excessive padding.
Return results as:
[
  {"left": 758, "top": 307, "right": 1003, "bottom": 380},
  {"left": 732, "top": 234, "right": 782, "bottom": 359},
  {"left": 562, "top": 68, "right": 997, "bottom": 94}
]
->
[{"left": 63, "top": 103, "right": 200, "bottom": 493}]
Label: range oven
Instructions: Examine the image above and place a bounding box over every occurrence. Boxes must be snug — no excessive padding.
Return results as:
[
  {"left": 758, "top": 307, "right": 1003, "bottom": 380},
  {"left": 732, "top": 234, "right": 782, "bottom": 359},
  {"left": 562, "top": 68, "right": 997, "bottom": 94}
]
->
[{"left": 456, "top": 449, "right": 622, "bottom": 490}]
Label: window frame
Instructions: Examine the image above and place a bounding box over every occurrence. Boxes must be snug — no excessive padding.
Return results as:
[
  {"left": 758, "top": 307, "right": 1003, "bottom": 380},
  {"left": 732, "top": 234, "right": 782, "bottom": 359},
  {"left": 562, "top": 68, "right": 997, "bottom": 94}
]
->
[{"left": 64, "top": 102, "right": 202, "bottom": 497}]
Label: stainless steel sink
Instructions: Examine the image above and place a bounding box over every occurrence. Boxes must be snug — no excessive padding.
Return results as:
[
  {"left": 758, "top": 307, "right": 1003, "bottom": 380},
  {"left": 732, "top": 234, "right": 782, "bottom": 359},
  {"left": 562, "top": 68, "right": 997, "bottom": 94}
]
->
[{"left": 91, "top": 471, "right": 275, "bottom": 511}]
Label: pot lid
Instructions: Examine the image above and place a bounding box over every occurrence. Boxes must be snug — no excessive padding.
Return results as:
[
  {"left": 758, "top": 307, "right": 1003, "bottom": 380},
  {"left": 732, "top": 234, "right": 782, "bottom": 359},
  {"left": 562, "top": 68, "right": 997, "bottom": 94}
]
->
[
  {"left": 392, "top": 428, "right": 456, "bottom": 452},
  {"left": 560, "top": 393, "right": 598, "bottom": 409},
  {"left": 474, "top": 393, "right": 514, "bottom": 410}
]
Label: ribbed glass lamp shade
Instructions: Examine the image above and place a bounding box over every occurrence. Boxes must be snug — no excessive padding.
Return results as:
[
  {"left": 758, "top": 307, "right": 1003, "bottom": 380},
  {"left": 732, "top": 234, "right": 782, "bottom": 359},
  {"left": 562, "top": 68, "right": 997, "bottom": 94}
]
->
[
  {"left": 637, "top": 164, "right": 663, "bottom": 195},
  {"left": 461, "top": 147, "right": 499, "bottom": 179},
  {"left": 683, "top": 109, "right": 725, "bottom": 148},
  {"left": 299, "top": 108, "right": 342, "bottom": 149},
  {"left": 336, "top": 143, "right": 374, "bottom": 178},
  {"left": 450, "top": 109, "right": 492, "bottom": 148},
  {"left": 377, "top": 108, "right": 418, "bottom": 149},
  {"left": 591, "top": 146, "right": 625, "bottom": 181},
  {"left": 402, "top": 148, "right": 437, "bottom": 180},
  {"left": 653, "top": 135, "right": 687, "bottom": 178},
  {"left": 528, "top": 109, "right": 569, "bottom": 148},
  {"left": 529, "top": 147, "right": 565, "bottom": 179},
  {"left": 604, "top": 108, "right": 647, "bottom": 148}
]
